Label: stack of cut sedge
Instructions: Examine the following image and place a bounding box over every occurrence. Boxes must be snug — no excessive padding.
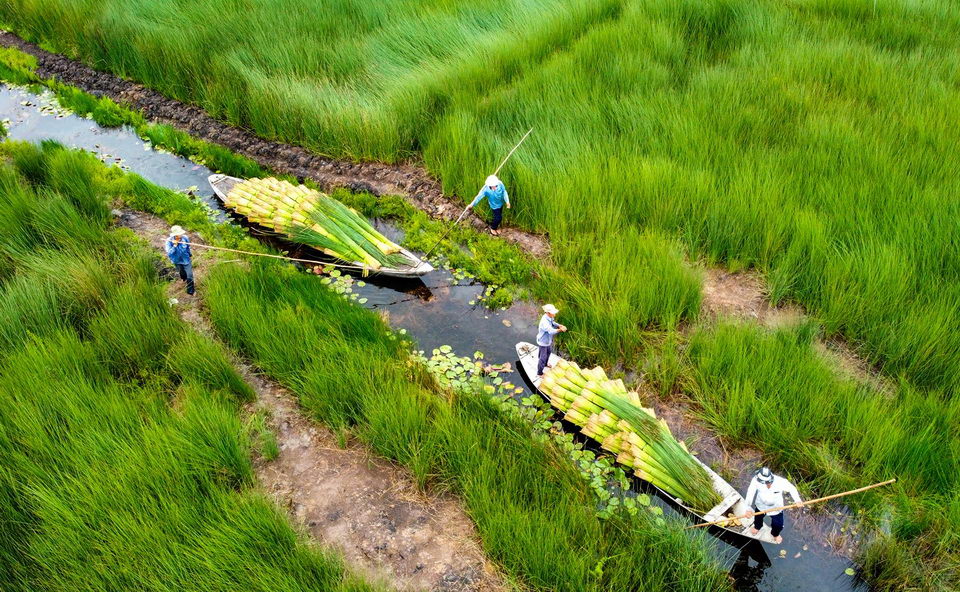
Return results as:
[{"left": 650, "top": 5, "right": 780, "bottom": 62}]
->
[
  {"left": 540, "top": 359, "right": 723, "bottom": 512},
  {"left": 224, "top": 177, "right": 405, "bottom": 270}
]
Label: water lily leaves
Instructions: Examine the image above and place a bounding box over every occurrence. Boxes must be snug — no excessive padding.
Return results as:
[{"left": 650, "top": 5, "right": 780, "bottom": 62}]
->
[{"left": 844, "top": 568, "right": 855, "bottom": 576}]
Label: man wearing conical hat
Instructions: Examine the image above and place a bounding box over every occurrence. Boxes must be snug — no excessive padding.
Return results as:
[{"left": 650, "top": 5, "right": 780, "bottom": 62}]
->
[
  {"left": 536, "top": 304, "right": 566, "bottom": 377},
  {"left": 466, "top": 174, "right": 510, "bottom": 236},
  {"left": 165, "top": 225, "right": 195, "bottom": 295}
]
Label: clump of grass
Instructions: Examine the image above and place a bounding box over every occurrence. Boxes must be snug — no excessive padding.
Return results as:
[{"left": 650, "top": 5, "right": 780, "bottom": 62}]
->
[
  {"left": 247, "top": 410, "right": 280, "bottom": 461},
  {"left": 166, "top": 330, "right": 256, "bottom": 402},
  {"left": 0, "top": 46, "right": 37, "bottom": 84}
]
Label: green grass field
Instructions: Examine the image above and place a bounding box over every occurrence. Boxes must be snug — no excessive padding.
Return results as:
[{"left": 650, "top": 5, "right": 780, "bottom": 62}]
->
[
  {"left": 4, "top": 0, "right": 959, "bottom": 390},
  {"left": 3, "top": 0, "right": 960, "bottom": 589},
  {"left": 671, "top": 321, "right": 959, "bottom": 588},
  {"left": 0, "top": 141, "right": 730, "bottom": 591},
  {"left": 0, "top": 142, "right": 381, "bottom": 592}
]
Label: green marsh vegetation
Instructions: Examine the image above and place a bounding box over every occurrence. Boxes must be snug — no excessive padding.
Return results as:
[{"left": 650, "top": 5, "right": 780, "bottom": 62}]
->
[
  {"left": 202, "top": 261, "right": 729, "bottom": 592},
  {"left": 652, "top": 320, "right": 960, "bottom": 590},
  {"left": 0, "top": 46, "right": 547, "bottom": 307},
  {"left": 4, "top": 0, "right": 959, "bottom": 389},
  {"left": 0, "top": 141, "right": 379, "bottom": 591},
  {"left": 0, "top": 140, "right": 730, "bottom": 590}
]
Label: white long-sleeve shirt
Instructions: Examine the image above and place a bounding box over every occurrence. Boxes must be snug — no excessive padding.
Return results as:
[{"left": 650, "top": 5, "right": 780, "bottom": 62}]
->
[
  {"left": 537, "top": 314, "right": 561, "bottom": 347},
  {"left": 744, "top": 475, "right": 802, "bottom": 516}
]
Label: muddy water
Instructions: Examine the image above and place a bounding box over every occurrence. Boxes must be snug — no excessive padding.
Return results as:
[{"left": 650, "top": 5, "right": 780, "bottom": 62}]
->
[{"left": 1, "top": 82, "right": 863, "bottom": 592}]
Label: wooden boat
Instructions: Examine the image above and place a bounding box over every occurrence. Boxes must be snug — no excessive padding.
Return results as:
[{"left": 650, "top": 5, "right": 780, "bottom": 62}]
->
[
  {"left": 209, "top": 174, "right": 434, "bottom": 278},
  {"left": 515, "top": 341, "right": 780, "bottom": 545}
]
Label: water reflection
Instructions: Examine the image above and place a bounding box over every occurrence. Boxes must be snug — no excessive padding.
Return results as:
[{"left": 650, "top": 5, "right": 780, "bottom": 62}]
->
[{"left": 731, "top": 544, "right": 772, "bottom": 592}]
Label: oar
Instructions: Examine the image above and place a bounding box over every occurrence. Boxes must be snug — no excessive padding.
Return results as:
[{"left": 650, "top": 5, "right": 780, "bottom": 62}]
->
[
  {"left": 684, "top": 478, "right": 896, "bottom": 530},
  {"left": 422, "top": 127, "right": 534, "bottom": 259}
]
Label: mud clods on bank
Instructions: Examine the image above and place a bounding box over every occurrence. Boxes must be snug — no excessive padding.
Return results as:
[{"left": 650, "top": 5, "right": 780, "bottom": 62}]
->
[{"left": 0, "top": 31, "right": 549, "bottom": 259}]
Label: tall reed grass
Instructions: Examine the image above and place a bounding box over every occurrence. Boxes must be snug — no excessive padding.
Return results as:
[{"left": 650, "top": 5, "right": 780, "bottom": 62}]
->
[
  {"left": 202, "top": 260, "right": 728, "bottom": 591},
  {"left": 0, "top": 146, "right": 380, "bottom": 591},
  {"left": 4, "top": 0, "right": 959, "bottom": 388},
  {"left": 678, "top": 321, "right": 960, "bottom": 590}
]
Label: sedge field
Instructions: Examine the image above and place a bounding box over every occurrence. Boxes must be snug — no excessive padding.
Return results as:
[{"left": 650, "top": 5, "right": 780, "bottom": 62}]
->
[
  {"left": 3, "top": 0, "right": 959, "bottom": 389},
  {"left": 0, "top": 141, "right": 729, "bottom": 591},
  {"left": 1, "top": 0, "right": 959, "bottom": 590}
]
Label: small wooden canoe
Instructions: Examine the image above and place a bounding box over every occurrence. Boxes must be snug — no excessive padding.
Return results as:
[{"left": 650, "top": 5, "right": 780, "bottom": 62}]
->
[
  {"left": 515, "top": 341, "right": 780, "bottom": 545},
  {"left": 209, "top": 174, "right": 434, "bottom": 278}
]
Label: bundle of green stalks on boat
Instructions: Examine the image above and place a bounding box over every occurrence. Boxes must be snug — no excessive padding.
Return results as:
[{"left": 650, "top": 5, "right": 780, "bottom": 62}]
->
[
  {"left": 225, "top": 177, "right": 405, "bottom": 269},
  {"left": 540, "top": 359, "right": 722, "bottom": 512}
]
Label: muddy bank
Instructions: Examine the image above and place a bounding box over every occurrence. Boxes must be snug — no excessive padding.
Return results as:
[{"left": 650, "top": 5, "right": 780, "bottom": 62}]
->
[{"left": 0, "top": 30, "right": 549, "bottom": 259}]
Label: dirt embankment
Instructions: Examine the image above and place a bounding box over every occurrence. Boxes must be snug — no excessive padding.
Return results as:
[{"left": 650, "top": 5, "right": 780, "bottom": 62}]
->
[
  {"left": 118, "top": 209, "right": 505, "bottom": 592},
  {"left": 0, "top": 31, "right": 548, "bottom": 258},
  {"left": 699, "top": 268, "right": 891, "bottom": 392}
]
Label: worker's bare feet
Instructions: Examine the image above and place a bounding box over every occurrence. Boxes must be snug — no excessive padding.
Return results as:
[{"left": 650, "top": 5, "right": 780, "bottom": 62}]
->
[
  {"left": 750, "top": 527, "right": 760, "bottom": 536},
  {"left": 489, "top": 228, "right": 500, "bottom": 236},
  {"left": 774, "top": 535, "right": 783, "bottom": 544}
]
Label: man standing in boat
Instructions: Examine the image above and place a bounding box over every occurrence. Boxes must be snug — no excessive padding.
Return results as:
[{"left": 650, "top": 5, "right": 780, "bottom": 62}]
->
[
  {"left": 536, "top": 304, "right": 566, "bottom": 377},
  {"left": 745, "top": 467, "right": 804, "bottom": 544},
  {"left": 466, "top": 174, "right": 510, "bottom": 236},
  {"left": 165, "top": 225, "right": 195, "bottom": 295}
]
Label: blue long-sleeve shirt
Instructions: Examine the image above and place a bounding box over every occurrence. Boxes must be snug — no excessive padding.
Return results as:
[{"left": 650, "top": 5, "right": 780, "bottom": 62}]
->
[
  {"left": 165, "top": 235, "right": 192, "bottom": 265},
  {"left": 537, "top": 314, "right": 561, "bottom": 347},
  {"left": 470, "top": 183, "right": 509, "bottom": 210}
]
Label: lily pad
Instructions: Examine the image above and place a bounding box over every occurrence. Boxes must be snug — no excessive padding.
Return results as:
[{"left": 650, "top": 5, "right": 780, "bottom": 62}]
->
[{"left": 844, "top": 568, "right": 855, "bottom": 576}]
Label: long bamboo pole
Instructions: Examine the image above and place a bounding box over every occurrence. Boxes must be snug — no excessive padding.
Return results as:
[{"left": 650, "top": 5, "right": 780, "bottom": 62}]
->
[
  {"left": 492, "top": 127, "right": 534, "bottom": 176},
  {"left": 186, "top": 241, "right": 362, "bottom": 270},
  {"left": 422, "top": 127, "right": 534, "bottom": 259},
  {"left": 685, "top": 478, "right": 896, "bottom": 530}
]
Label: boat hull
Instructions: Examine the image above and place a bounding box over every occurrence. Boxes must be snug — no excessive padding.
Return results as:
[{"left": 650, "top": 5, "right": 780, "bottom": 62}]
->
[
  {"left": 515, "top": 341, "right": 780, "bottom": 545},
  {"left": 208, "top": 174, "right": 433, "bottom": 278}
]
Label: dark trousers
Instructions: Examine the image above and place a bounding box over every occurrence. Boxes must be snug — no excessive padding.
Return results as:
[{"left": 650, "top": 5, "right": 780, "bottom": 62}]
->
[
  {"left": 175, "top": 262, "right": 195, "bottom": 295},
  {"left": 490, "top": 207, "right": 503, "bottom": 230},
  {"left": 537, "top": 345, "right": 551, "bottom": 376},
  {"left": 753, "top": 511, "right": 784, "bottom": 537}
]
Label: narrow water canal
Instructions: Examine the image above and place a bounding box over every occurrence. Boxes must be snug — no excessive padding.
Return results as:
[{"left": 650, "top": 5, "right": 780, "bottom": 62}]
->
[{"left": 1, "top": 82, "right": 864, "bottom": 592}]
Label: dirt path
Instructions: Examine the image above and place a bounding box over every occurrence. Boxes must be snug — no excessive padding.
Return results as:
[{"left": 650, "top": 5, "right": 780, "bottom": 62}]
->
[
  {"left": 1, "top": 31, "right": 548, "bottom": 259},
  {"left": 698, "top": 267, "right": 890, "bottom": 391},
  {"left": 700, "top": 268, "right": 803, "bottom": 328},
  {"left": 117, "top": 209, "right": 506, "bottom": 592}
]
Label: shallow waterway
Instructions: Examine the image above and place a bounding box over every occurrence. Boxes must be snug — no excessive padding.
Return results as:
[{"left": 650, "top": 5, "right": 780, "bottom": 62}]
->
[{"left": 1, "top": 82, "right": 863, "bottom": 592}]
